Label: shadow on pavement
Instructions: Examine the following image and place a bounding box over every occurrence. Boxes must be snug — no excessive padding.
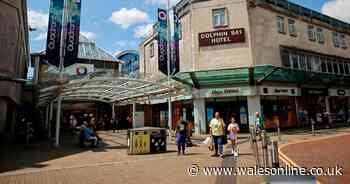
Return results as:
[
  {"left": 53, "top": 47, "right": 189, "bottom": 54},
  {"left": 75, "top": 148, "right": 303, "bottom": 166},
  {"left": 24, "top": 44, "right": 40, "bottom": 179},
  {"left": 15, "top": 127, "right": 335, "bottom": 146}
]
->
[{"left": 0, "top": 133, "right": 123, "bottom": 174}]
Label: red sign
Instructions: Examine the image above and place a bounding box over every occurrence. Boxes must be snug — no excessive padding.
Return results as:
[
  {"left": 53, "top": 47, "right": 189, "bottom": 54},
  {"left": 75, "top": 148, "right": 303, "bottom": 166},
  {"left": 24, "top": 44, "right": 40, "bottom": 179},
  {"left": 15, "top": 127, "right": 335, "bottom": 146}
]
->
[{"left": 198, "top": 28, "right": 245, "bottom": 47}]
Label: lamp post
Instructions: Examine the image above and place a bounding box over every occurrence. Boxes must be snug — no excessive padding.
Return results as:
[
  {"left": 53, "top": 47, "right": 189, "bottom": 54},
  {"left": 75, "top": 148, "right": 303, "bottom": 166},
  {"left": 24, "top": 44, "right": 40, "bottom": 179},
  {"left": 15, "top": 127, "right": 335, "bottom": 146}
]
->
[{"left": 166, "top": 0, "right": 172, "bottom": 132}]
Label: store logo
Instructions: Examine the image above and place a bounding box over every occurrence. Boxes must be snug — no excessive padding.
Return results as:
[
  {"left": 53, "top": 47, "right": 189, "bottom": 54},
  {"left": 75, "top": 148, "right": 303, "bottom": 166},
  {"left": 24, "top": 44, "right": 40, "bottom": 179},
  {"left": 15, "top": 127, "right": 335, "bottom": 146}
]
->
[
  {"left": 337, "top": 89, "right": 346, "bottom": 96},
  {"left": 76, "top": 66, "right": 88, "bottom": 75}
]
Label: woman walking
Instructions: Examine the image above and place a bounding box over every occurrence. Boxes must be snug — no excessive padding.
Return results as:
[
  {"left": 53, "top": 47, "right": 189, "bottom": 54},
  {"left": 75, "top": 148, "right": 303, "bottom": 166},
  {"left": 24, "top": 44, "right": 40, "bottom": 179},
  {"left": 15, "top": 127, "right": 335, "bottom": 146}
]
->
[
  {"left": 227, "top": 117, "right": 240, "bottom": 157},
  {"left": 176, "top": 120, "right": 187, "bottom": 155}
]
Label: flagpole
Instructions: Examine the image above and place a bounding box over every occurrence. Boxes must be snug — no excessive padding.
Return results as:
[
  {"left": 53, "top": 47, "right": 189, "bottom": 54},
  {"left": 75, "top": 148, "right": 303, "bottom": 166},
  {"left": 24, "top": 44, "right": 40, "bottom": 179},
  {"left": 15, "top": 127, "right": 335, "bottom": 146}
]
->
[
  {"left": 55, "top": 0, "right": 68, "bottom": 147},
  {"left": 167, "top": 0, "right": 172, "bottom": 133}
]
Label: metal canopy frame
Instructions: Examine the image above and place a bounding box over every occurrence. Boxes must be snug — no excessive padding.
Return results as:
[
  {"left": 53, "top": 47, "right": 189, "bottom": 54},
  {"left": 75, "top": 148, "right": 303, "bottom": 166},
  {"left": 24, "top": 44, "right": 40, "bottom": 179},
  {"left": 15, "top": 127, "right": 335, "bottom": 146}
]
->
[{"left": 37, "top": 75, "right": 177, "bottom": 106}]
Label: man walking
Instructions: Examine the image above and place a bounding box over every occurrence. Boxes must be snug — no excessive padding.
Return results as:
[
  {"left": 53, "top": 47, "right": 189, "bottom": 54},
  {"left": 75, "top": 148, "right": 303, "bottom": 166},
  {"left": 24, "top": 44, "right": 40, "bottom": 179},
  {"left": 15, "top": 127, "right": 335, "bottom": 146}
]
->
[{"left": 209, "top": 112, "right": 225, "bottom": 157}]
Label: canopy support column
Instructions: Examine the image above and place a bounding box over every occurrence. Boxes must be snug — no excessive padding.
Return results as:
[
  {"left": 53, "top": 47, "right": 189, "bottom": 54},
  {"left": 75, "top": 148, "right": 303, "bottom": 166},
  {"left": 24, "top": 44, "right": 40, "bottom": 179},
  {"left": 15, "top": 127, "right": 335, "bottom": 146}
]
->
[
  {"left": 48, "top": 101, "right": 54, "bottom": 138},
  {"left": 55, "top": 96, "right": 62, "bottom": 147},
  {"left": 132, "top": 102, "right": 136, "bottom": 128}
]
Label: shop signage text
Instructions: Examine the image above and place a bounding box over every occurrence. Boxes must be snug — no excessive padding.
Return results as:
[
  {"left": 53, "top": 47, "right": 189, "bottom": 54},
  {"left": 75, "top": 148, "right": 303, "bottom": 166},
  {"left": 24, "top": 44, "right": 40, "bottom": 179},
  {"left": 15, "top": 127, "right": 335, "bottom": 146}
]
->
[
  {"left": 329, "top": 89, "right": 350, "bottom": 96},
  {"left": 301, "top": 88, "right": 328, "bottom": 96},
  {"left": 198, "top": 28, "right": 245, "bottom": 47},
  {"left": 260, "top": 87, "right": 300, "bottom": 96},
  {"left": 199, "top": 86, "right": 256, "bottom": 98}
]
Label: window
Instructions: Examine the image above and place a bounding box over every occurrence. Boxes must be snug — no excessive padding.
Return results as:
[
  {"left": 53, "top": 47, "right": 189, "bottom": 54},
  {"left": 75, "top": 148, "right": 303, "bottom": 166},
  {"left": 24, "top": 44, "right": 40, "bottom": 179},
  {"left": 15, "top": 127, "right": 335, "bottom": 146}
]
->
[
  {"left": 333, "top": 32, "right": 340, "bottom": 48},
  {"left": 333, "top": 62, "right": 339, "bottom": 74},
  {"left": 340, "top": 33, "right": 347, "bottom": 49},
  {"left": 288, "top": 19, "right": 297, "bottom": 36},
  {"left": 326, "top": 58, "right": 333, "bottom": 73},
  {"left": 339, "top": 62, "right": 345, "bottom": 74},
  {"left": 281, "top": 49, "right": 291, "bottom": 68},
  {"left": 320, "top": 57, "right": 327, "bottom": 73},
  {"left": 316, "top": 28, "right": 325, "bottom": 44},
  {"left": 299, "top": 54, "right": 306, "bottom": 70},
  {"left": 276, "top": 16, "right": 285, "bottom": 34},
  {"left": 306, "top": 55, "right": 313, "bottom": 71},
  {"left": 313, "top": 56, "right": 321, "bottom": 72},
  {"left": 291, "top": 53, "right": 299, "bottom": 69},
  {"left": 212, "top": 8, "right": 228, "bottom": 28},
  {"left": 150, "top": 43, "right": 154, "bottom": 58},
  {"left": 345, "top": 62, "right": 350, "bottom": 75},
  {"left": 308, "top": 25, "right": 316, "bottom": 41},
  {"left": 178, "top": 23, "right": 182, "bottom": 40}
]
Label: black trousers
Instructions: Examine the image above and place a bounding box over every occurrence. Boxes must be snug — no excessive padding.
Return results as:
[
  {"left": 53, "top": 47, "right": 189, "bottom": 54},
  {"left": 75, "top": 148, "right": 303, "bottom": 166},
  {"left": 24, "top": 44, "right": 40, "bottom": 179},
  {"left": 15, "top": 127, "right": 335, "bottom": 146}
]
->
[{"left": 177, "top": 143, "right": 185, "bottom": 154}]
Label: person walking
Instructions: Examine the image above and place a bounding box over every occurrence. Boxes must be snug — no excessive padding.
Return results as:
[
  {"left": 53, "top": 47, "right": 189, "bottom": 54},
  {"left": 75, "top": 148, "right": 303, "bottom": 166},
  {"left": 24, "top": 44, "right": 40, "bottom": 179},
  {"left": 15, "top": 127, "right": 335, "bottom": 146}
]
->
[
  {"left": 227, "top": 117, "right": 240, "bottom": 157},
  {"left": 209, "top": 112, "right": 225, "bottom": 157},
  {"left": 175, "top": 120, "right": 187, "bottom": 155}
]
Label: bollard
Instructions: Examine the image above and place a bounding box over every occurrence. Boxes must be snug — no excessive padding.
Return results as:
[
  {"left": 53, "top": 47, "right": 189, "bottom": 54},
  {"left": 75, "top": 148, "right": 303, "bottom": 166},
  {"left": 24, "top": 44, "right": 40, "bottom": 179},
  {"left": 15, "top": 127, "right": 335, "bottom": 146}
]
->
[
  {"left": 270, "top": 140, "right": 279, "bottom": 168},
  {"left": 250, "top": 126, "right": 261, "bottom": 168},
  {"left": 261, "top": 130, "right": 269, "bottom": 168}
]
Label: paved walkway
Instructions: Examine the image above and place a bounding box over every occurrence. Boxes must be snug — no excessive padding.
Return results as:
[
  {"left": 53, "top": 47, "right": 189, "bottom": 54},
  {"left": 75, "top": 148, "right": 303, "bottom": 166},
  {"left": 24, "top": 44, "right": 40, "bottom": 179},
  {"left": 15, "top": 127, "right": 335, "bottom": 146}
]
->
[
  {"left": 0, "top": 131, "right": 262, "bottom": 184},
  {"left": 280, "top": 133, "right": 350, "bottom": 183}
]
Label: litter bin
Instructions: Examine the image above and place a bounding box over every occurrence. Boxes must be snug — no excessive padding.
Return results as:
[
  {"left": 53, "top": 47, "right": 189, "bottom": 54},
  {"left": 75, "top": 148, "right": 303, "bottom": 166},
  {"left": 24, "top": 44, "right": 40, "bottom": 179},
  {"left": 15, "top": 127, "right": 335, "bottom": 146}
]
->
[{"left": 127, "top": 127, "right": 167, "bottom": 155}]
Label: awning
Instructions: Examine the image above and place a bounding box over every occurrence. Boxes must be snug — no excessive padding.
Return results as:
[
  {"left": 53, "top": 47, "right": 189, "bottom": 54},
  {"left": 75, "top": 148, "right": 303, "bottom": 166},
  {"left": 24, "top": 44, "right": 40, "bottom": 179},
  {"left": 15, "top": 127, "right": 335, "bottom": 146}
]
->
[{"left": 173, "top": 65, "right": 350, "bottom": 88}]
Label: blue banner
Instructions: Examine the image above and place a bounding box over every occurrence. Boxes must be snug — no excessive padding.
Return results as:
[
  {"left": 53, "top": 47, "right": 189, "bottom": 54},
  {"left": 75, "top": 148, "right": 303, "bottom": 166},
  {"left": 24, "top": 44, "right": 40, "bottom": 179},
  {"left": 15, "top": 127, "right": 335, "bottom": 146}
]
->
[
  {"left": 157, "top": 9, "right": 168, "bottom": 75},
  {"left": 64, "top": 0, "right": 82, "bottom": 67},
  {"left": 46, "top": 0, "right": 64, "bottom": 67},
  {"left": 171, "top": 12, "right": 180, "bottom": 75}
]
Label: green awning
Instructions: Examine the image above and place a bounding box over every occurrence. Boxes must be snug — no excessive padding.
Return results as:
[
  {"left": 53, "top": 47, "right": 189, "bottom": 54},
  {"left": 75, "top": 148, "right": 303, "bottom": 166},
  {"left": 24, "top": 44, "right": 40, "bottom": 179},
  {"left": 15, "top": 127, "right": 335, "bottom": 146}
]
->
[{"left": 173, "top": 65, "right": 350, "bottom": 88}]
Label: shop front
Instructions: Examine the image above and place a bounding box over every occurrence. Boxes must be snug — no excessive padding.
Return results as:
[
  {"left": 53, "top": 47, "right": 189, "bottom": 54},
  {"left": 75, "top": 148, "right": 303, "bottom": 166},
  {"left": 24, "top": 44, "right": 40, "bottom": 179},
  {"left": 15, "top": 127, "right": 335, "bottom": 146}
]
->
[
  {"left": 328, "top": 88, "right": 350, "bottom": 124},
  {"left": 194, "top": 86, "right": 254, "bottom": 133},
  {"left": 259, "top": 86, "right": 299, "bottom": 129},
  {"left": 298, "top": 87, "right": 328, "bottom": 125}
]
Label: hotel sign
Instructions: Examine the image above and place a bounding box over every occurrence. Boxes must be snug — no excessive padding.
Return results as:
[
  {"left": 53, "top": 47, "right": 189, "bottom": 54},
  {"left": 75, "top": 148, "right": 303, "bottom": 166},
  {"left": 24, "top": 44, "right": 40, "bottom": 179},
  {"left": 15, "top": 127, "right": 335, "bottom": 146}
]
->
[{"left": 198, "top": 28, "right": 245, "bottom": 47}]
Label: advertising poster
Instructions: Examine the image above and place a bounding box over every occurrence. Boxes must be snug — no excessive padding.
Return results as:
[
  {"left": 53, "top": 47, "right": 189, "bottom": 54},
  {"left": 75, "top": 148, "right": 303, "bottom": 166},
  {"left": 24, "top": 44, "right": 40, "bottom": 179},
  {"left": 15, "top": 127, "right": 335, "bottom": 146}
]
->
[
  {"left": 157, "top": 9, "right": 168, "bottom": 75},
  {"left": 64, "top": 0, "right": 82, "bottom": 67},
  {"left": 171, "top": 12, "right": 180, "bottom": 75},
  {"left": 46, "top": 0, "right": 64, "bottom": 67}
]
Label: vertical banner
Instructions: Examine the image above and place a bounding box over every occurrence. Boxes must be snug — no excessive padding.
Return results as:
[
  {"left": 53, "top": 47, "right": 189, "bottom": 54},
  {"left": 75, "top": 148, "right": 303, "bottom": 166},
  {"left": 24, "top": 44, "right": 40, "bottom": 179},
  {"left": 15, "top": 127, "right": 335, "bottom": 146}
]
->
[
  {"left": 171, "top": 12, "right": 180, "bottom": 75},
  {"left": 46, "top": 0, "right": 64, "bottom": 67},
  {"left": 157, "top": 9, "right": 168, "bottom": 75},
  {"left": 64, "top": 0, "right": 82, "bottom": 67}
]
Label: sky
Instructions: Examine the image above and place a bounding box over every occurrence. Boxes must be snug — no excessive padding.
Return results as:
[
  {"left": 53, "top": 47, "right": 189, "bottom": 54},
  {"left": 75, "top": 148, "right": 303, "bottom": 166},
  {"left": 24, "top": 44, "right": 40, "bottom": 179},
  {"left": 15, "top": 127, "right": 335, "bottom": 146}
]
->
[{"left": 28, "top": 0, "right": 350, "bottom": 56}]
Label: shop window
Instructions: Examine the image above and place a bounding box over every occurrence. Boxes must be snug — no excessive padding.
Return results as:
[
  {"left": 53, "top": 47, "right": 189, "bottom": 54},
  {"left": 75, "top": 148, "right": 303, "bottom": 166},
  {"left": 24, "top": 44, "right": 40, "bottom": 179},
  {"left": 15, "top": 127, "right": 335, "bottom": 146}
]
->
[
  {"left": 212, "top": 8, "right": 228, "bottom": 28},
  {"left": 313, "top": 56, "right": 321, "bottom": 72},
  {"left": 326, "top": 58, "right": 333, "bottom": 74},
  {"left": 333, "top": 32, "right": 340, "bottom": 48},
  {"left": 281, "top": 49, "right": 291, "bottom": 68},
  {"left": 340, "top": 33, "right": 347, "bottom": 49},
  {"left": 306, "top": 55, "right": 313, "bottom": 71},
  {"left": 288, "top": 19, "right": 297, "bottom": 37},
  {"left": 299, "top": 54, "right": 306, "bottom": 70},
  {"left": 320, "top": 57, "right": 327, "bottom": 73},
  {"left": 308, "top": 25, "right": 316, "bottom": 41},
  {"left": 291, "top": 53, "right": 299, "bottom": 69},
  {"left": 339, "top": 62, "right": 345, "bottom": 75},
  {"left": 276, "top": 16, "right": 285, "bottom": 34},
  {"left": 316, "top": 28, "right": 325, "bottom": 44},
  {"left": 333, "top": 62, "right": 339, "bottom": 74}
]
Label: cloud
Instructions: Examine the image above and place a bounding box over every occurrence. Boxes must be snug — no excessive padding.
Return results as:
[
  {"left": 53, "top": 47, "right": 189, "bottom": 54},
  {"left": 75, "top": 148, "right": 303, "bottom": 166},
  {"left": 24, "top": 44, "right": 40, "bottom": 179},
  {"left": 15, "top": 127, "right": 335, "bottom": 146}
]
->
[
  {"left": 33, "top": 32, "right": 47, "bottom": 41},
  {"left": 81, "top": 31, "right": 98, "bottom": 40},
  {"left": 109, "top": 8, "right": 149, "bottom": 29},
  {"left": 28, "top": 10, "right": 49, "bottom": 30},
  {"left": 115, "top": 40, "right": 136, "bottom": 48},
  {"left": 322, "top": 0, "right": 350, "bottom": 23},
  {"left": 145, "top": 0, "right": 181, "bottom": 6},
  {"left": 134, "top": 24, "right": 153, "bottom": 38}
]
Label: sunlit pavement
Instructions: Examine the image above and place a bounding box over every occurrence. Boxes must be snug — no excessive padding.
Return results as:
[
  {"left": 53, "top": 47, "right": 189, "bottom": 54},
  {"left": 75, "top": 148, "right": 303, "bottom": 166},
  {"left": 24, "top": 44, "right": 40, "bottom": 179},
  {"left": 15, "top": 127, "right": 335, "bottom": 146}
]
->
[
  {"left": 1, "top": 127, "right": 350, "bottom": 184},
  {"left": 0, "top": 131, "right": 262, "bottom": 184},
  {"left": 279, "top": 132, "right": 350, "bottom": 183}
]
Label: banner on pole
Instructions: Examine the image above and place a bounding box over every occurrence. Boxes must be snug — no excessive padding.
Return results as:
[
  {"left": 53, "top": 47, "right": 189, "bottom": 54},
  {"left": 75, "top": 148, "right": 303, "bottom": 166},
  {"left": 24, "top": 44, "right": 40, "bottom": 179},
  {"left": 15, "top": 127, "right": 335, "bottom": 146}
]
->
[
  {"left": 171, "top": 12, "right": 180, "bottom": 75},
  {"left": 46, "top": 0, "right": 64, "bottom": 67},
  {"left": 157, "top": 9, "right": 168, "bottom": 75},
  {"left": 64, "top": 0, "right": 82, "bottom": 67}
]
